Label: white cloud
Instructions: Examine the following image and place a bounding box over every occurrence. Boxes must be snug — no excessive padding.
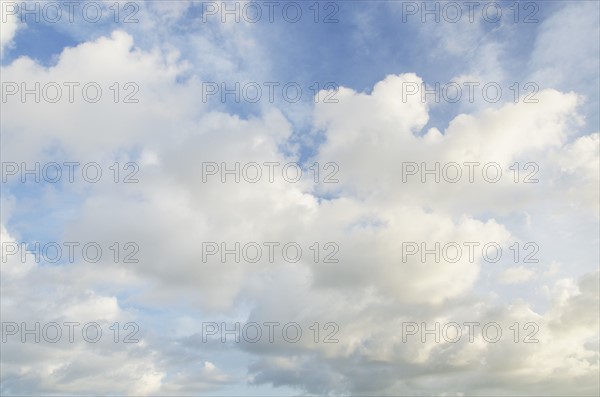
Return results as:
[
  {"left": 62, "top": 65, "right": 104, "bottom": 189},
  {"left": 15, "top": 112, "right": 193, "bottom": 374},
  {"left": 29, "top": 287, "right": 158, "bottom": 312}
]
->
[
  {"left": 498, "top": 266, "right": 536, "bottom": 284},
  {"left": 1, "top": 5, "right": 598, "bottom": 395},
  {"left": 0, "top": 6, "right": 22, "bottom": 58}
]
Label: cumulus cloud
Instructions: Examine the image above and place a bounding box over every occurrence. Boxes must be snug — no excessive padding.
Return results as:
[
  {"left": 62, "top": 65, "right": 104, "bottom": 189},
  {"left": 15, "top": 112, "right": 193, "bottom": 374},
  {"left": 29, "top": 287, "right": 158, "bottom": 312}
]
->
[
  {"left": 498, "top": 266, "right": 536, "bottom": 284},
  {"left": 0, "top": 6, "right": 22, "bottom": 58},
  {"left": 1, "top": 2, "right": 598, "bottom": 396}
]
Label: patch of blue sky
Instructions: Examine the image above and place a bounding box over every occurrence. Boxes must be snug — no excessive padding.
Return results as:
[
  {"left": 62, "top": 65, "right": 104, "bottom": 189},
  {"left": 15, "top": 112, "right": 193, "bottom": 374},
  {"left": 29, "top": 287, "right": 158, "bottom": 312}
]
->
[
  {"left": 251, "top": 2, "right": 537, "bottom": 86},
  {"left": 473, "top": 204, "right": 599, "bottom": 312},
  {"left": 2, "top": 0, "right": 152, "bottom": 66},
  {"left": 233, "top": 1, "right": 547, "bottom": 133},
  {"left": 0, "top": 147, "right": 145, "bottom": 257},
  {"left": 1, "top": 183, "right": 84, "bottom": 261},
  {"left": 2, "top": 19, "right": 80, "bottom": 67}
]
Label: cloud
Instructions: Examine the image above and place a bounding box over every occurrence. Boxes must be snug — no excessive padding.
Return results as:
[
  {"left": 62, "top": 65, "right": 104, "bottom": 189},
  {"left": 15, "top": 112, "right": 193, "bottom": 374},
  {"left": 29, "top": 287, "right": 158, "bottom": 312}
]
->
[
  {"left": 0, "top": 5, "right": 23, "bottom": 58},
  {"left": 1, "top": 4, "right": 598, "bottom": 395},
  {"left": 498, "top": 266, "right": 536, "bottom": 284}
]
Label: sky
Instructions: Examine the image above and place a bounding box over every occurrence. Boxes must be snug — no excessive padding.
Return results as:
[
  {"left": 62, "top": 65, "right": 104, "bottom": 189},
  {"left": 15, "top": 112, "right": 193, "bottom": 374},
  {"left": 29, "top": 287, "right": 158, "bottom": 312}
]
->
[{"left": 0, "top": 0, "right": 599, "bottom": 395}]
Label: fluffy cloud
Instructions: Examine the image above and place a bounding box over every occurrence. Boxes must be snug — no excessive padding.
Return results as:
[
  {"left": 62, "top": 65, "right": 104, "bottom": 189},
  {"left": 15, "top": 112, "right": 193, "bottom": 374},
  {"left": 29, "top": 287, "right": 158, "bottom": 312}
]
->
[
  {"left": 1, "top": 2, "right": 598, "bottom": 396},
  {"left": 498, "top": 266, "right": 536, "bottom": 284},
  {"left": 0, "top": 7, "right": 22, "bottom": 58}
]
